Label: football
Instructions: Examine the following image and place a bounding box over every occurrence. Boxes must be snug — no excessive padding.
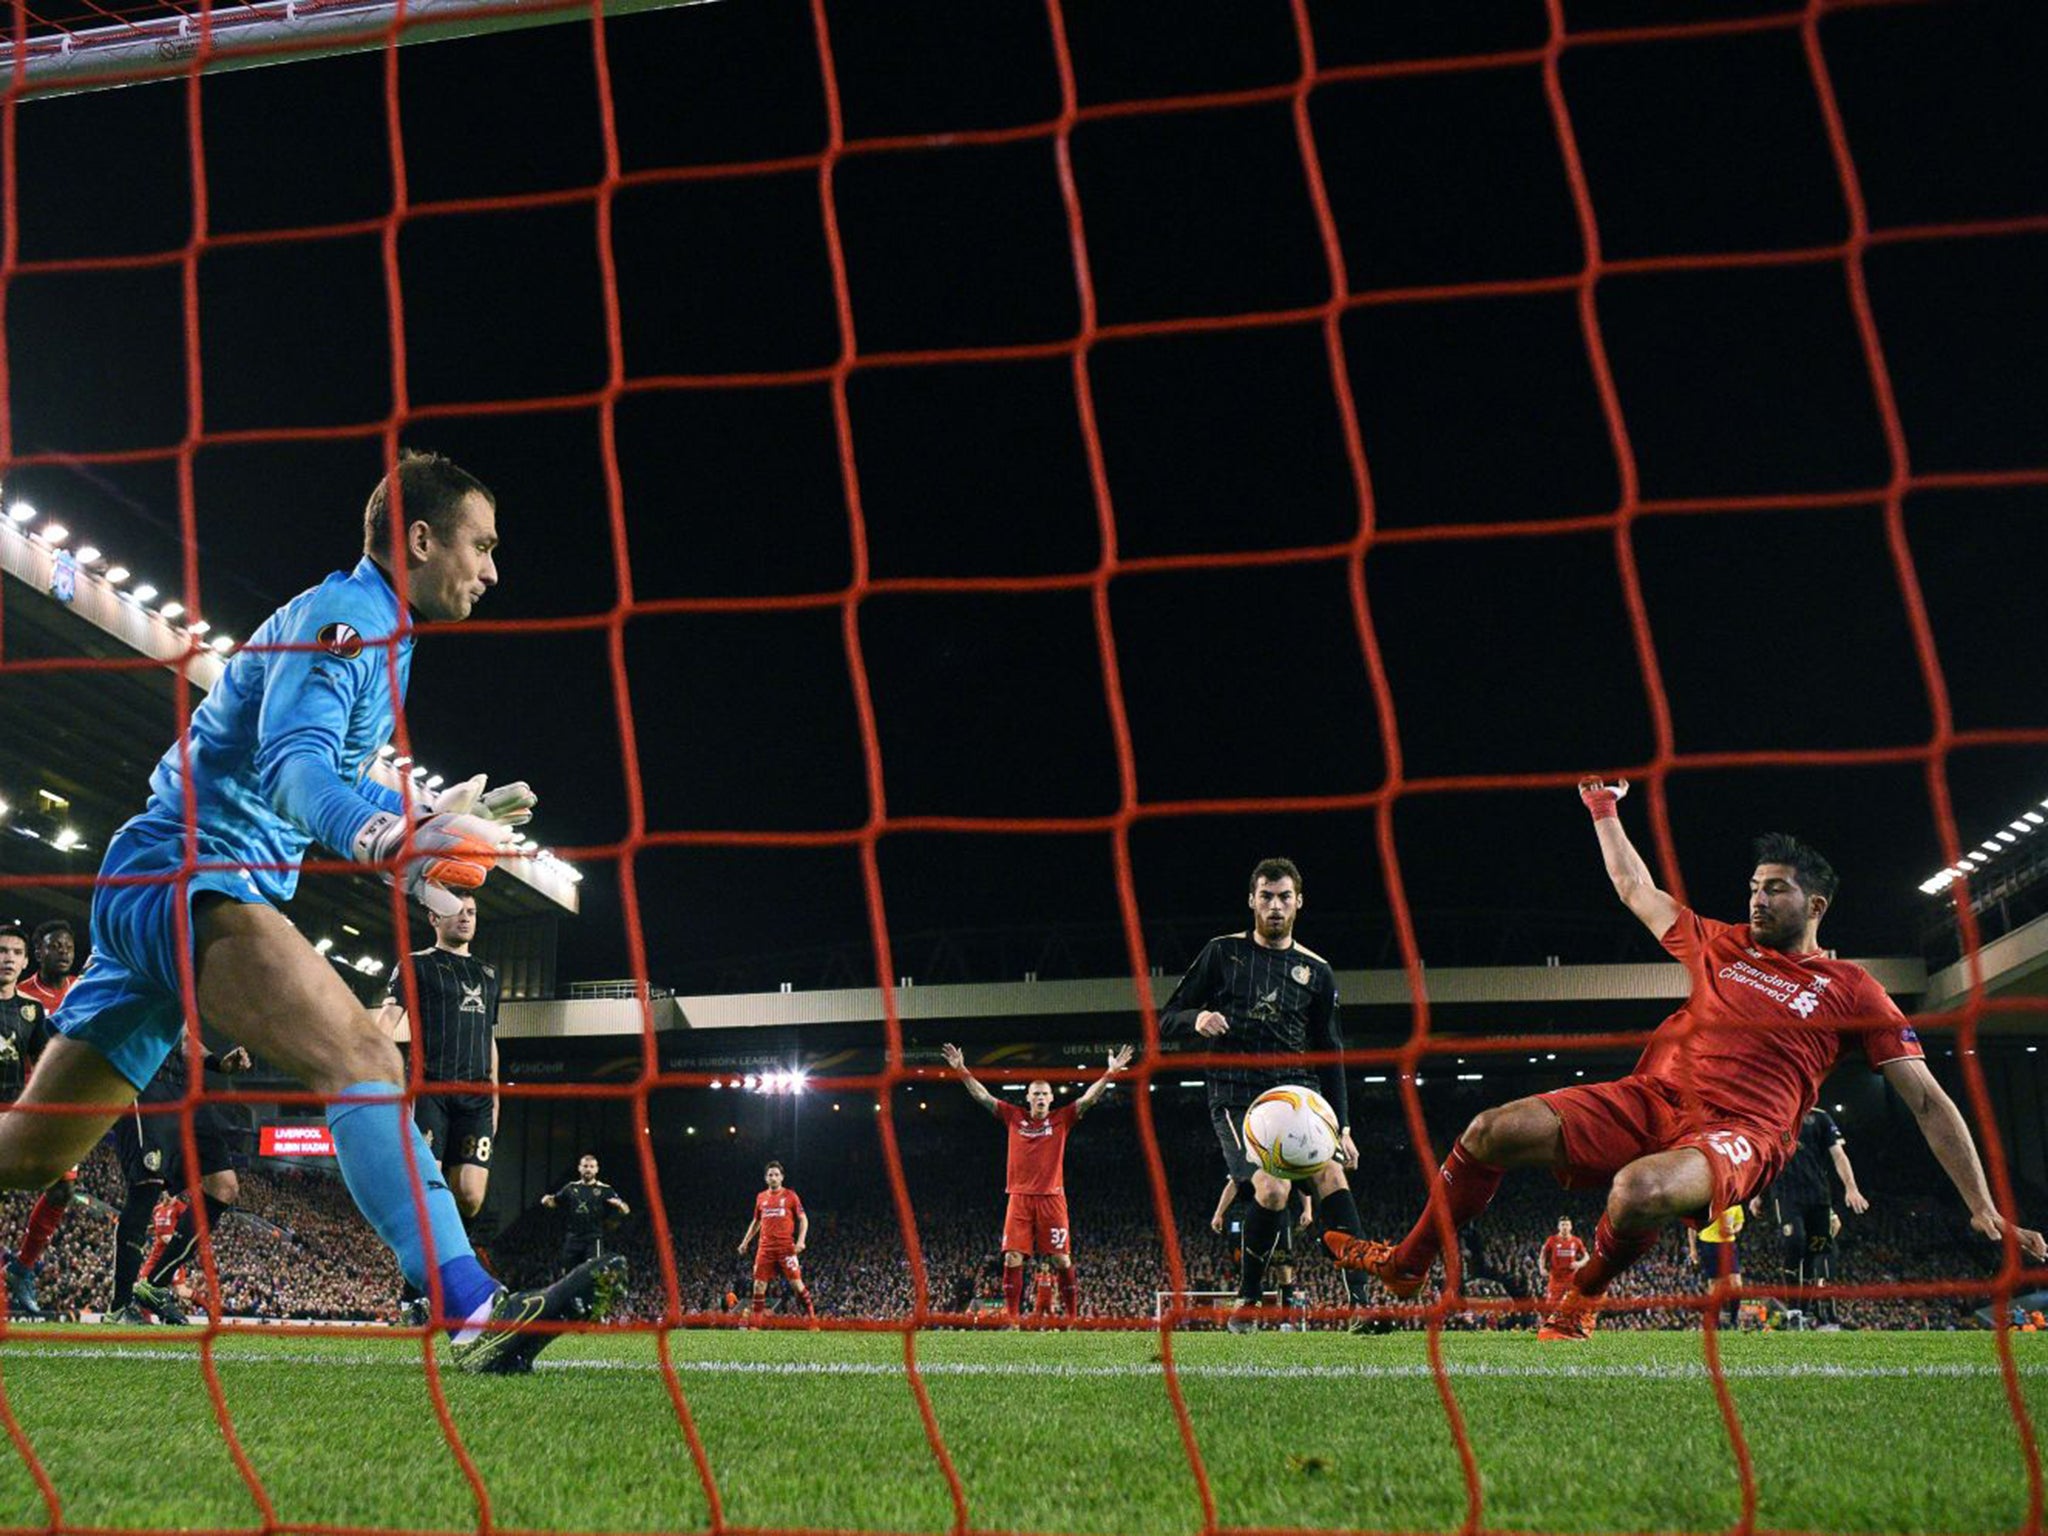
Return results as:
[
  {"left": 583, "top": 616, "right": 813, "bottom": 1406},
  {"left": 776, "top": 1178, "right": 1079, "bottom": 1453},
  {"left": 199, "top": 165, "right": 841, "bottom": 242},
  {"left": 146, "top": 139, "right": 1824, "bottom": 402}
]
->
[{"left": 1241, "top": 1086, "right": 1340, "bottom": 1180}]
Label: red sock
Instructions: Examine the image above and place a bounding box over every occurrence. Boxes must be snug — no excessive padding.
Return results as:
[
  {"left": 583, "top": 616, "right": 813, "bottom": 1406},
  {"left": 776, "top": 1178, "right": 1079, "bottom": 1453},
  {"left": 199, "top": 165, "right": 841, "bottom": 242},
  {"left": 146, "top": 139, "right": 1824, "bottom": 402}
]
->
[
  {"left": 16, "top": 1189, "right": 69, "bottom": 1267},
  {"left": 1391, "top": 1142, "right": 1504, "bottom": 1276},
  {"left": 1572, "top": 1213, "right": 1660, "bottom": 1299},
  {"left": 1002, "top": 1266, "right": 1023, "bottom": 1315},
  {"left": 1056, "top": 1266, "right": 1077, "bottom": 1318},
  {"left": 800, "top": 1289, "right": 816, "bottom": 1319},
  {"left": 750, "top": 1293, "right": 766, "bottom": 1318}
]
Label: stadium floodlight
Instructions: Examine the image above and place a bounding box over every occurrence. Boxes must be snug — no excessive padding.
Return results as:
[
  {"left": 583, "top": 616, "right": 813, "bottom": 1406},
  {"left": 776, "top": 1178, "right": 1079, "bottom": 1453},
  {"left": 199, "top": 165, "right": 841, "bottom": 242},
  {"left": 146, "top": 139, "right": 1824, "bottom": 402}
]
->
[
  {"left": 5, "top": 502, "right": 33, "bottom": 523},
  {"left": 377, "top": 744, "right": 396, "bottom": 758},
  {"left": 187, "top": 619, "right": 212, "bottom": 636},
  {"left": 2029, "top": 812, "right": 2046, "bottom": 827},
  {"left": 157, "top": 601, "right": 183, "bottom": 620},
  {"left": 2014, "top": 820, "right": 2036, "bottom": 834},
  {"left": 742, "top": 1074, "right": 758, "bottom": 1090},
  {"left": 210, "top": 636, "right": 234, "bottom": 653},
  {"left": 75, "top": 545, "right": 101, "bottom": 564},
  {"left": 314, "top": 937, "right": 334, "bottom": 954},
  {"left": 104, "top": 565, "right": 129, "bottom": 584},
  {"left": 391, "top": 755, "right": 411, "bottom": 769},
  {"left": 709, "top": 1080, "right": 723, "bottom": 1090},
  {"left": 1457, "top": 1073, "right": 1484, "bottom": 1081},
  {"left": 51, "top": 827, "right": 81, "bottom": 851},
  {"left": 39, "top": 522, "right": 66, "bottom": 545},
  {"left": 424, "top": 774, "right": 443, "bottom": 789},
  {"left": 1363, "top": 1075, "right": 1388, "bottom": 1084},
  {"left": 131, "top": 585, "right": 158, "bottom": 604},
  {"left": 0, "top": 796, "right": 8, "bottom": 818},
  {"left": 1998, "top": 831, "right": 2019, "bottom": 844}
]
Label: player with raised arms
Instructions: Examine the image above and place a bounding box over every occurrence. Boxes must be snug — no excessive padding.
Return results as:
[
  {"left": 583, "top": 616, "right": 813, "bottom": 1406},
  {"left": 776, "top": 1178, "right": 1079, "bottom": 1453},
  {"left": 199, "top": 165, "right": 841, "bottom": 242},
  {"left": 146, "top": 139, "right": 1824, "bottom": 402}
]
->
[
  {"left": 941, "top": 1042, "right": 1132, "bottom": 1322},
  {"left": 1328, "top": 779, "right": 2046, "bottom": 1338},
  {"left": 0, "top": 451, "right": 621, "bottom": 1371}
]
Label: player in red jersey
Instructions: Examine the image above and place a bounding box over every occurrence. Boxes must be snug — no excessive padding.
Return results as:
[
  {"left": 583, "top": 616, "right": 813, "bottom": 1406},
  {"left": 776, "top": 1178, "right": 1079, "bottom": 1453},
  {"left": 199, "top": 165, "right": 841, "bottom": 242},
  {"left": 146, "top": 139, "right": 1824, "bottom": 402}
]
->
[
  {"left": 941, "top": 1041, "right": 1132, "bottom": 1321},
  {"left": 1330, "top": 779, "right": 2046, "bottom": 1339},
  {"left": 2, "top": 922, "right": 79, "bottom": 1317},
  {"left": 1538, "top": 1217, "right": 1587, "bottom": 1309},
  {"left": 737, "top": 1161, "right": 815, "bottom": 1324}
]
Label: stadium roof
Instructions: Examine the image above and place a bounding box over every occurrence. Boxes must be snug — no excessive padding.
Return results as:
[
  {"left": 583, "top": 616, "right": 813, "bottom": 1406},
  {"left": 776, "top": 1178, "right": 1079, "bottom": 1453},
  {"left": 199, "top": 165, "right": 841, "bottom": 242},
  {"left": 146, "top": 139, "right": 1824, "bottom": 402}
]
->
[{"left": 0, "top": 518, "right": 577, "bottom": 964}]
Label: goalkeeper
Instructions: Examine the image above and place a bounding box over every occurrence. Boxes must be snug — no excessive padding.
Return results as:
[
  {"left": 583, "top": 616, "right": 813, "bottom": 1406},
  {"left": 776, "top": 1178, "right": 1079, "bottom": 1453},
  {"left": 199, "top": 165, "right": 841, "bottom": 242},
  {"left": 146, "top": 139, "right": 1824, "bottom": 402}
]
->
[{"left": 0, "top": 451, "right": 619, "bottom": 1370}]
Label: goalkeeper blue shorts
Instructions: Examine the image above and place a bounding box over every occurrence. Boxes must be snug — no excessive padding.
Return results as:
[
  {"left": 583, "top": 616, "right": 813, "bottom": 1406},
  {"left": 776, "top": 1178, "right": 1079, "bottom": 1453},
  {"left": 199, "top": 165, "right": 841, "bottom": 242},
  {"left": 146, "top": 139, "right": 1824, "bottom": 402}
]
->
[{"left": 54, "top": 811, "right": 270, "bottom": 1092}]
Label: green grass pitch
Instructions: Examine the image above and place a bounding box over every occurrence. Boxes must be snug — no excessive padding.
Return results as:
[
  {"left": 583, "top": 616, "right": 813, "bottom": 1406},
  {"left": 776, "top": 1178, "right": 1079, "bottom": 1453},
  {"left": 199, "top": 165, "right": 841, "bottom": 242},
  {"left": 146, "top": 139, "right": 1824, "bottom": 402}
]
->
[{"left": 0, "top": 1325, "right": 2039, "bottom": 1532}]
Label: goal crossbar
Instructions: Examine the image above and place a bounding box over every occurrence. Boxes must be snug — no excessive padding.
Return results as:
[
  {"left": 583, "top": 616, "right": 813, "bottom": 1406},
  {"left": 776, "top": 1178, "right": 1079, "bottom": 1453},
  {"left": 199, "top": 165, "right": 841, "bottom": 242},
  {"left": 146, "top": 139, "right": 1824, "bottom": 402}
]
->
[{"left": 8, "top": 0, "right": 716, "bottom": 98}]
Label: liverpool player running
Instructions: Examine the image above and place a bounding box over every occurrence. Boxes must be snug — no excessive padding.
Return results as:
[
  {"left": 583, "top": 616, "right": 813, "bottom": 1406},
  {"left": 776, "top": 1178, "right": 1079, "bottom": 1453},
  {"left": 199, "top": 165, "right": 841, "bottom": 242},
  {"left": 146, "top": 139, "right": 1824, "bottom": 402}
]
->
[
  {"left": 941, "top": 1042, "right": 1132, "bottom": 1321},
  {"left": 1329, "top": 780, "right": 2046, "bottom": 1339},
  {"left": 737, "top": 1161, "right": 816, "bottom": 1323},
  {"left": 1538, "top": 1217, "right": 1586, "bottom": 1311},
  {"left": 1163, "top": 858, "right": 1375, "bottom": 1331}
]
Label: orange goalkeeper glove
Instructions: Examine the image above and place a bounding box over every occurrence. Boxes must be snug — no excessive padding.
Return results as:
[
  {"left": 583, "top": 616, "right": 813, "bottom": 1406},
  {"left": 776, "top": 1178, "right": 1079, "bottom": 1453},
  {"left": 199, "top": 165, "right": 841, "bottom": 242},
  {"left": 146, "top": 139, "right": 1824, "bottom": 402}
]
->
[{"left": 353, "top": 809, "right": 513, "bottom": 916}]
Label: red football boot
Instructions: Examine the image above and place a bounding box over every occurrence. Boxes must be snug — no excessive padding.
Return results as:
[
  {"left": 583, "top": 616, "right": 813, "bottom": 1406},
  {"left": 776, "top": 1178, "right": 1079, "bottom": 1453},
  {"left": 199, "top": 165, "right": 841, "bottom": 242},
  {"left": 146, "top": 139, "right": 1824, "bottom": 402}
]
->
[{"left": 1321, "top": 1233, "right": 1426, "bottom": 1299}]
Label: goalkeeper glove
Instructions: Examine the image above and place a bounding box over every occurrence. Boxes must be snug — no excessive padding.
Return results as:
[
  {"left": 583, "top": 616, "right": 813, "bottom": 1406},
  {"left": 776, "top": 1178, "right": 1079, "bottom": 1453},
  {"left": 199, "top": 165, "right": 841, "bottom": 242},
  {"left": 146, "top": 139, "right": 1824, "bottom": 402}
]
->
[
  {"left": 1578, "top": 776, "right": 1629, "bottom": 822},
  {"left": 431, "top": 773, "right": 536, "bottom": 827},
  {"left": 353, "top": 809, "right": 512, "bottom": 917}
]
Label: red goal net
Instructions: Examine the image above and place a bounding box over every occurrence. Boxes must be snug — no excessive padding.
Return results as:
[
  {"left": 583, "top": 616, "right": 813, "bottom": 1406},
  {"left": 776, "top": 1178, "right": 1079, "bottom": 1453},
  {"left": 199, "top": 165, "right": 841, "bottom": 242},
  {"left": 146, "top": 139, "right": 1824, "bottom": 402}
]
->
[{"left": 3, "top": 0, "right": 2046, "bottom": 1530}]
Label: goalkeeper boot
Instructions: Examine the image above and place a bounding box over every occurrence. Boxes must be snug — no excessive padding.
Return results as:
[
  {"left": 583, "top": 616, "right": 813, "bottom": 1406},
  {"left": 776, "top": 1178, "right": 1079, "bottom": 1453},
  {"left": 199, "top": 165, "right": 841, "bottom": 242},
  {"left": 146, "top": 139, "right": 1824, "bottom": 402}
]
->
[
  {"left": 132, "top": 1279, "right": 189, "bottom": 1325},
  {"left": 1536, "top": 1287, "right": 1596, "bottom": 1342},
  {"left": 1321, "top": 1233, "right": 1426, "bottom": 1299},
  {"left": 452, "top": 1254, "right": 627, "bottom": 1376},
  {"left": 3, "top": 1254, "right": 43, "bottom": 1319}
]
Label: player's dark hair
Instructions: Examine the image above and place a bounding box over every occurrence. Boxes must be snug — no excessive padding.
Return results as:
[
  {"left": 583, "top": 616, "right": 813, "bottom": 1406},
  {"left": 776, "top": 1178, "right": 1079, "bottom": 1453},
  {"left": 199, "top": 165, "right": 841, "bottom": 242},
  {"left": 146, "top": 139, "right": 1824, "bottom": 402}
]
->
[
  {"left": 0, "top": 923, "right": 26, "bottom": 948},
  {"left": 363, "top": 449, "right": 495, "bottom": 557},
  {"left": 1753, "top": 833, "right": 1839, "bottom": 903},
  {"left": 30, "top": 919, "right": 71, "bottom": 950},
  {"left": 764, "top": 1160, "right": 784, "bottom": 1175},
  {"left": 1249, "top": 857, "right": 1302, "bottom": 893}
]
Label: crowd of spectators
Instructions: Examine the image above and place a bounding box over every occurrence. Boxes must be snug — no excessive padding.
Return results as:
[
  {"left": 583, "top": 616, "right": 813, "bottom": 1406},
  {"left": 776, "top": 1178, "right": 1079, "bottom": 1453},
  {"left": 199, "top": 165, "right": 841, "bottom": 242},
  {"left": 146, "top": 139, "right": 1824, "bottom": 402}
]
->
[{"left": 0, "top": 1093, "right": 2024, "bottom": 1331}]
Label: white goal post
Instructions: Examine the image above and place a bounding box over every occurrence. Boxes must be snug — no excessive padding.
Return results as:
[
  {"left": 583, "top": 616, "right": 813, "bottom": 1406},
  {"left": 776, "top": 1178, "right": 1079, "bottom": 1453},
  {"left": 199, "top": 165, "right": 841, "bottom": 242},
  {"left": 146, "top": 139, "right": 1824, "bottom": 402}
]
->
[{"left": 14, "top": 0, "right": 717, "bottom": 97}]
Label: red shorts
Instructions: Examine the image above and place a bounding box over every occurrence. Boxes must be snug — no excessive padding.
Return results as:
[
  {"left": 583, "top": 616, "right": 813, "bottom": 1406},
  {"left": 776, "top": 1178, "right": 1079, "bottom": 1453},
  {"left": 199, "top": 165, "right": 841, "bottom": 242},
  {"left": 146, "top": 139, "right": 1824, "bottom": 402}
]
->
[
  {"left": 1002, "top": 1193, "right": 1071, "bottom": 1256},
  {"left": 753, "top": 1246, "right": 802, "bottom": 1284},
  {"left": 1539, "top": 1074, "right": 1786, "bottom": 1227},
  {"left": 1543, "top": 1274, "right": 1576, "bottom": 1305}
]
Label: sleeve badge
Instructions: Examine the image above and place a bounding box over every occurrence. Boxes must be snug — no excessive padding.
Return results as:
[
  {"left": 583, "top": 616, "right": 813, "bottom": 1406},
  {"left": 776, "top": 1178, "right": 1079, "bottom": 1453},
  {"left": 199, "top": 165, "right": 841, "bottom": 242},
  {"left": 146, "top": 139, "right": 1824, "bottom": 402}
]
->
[{"left": 317, "top": 622, "right": 364, "bottom": 659}]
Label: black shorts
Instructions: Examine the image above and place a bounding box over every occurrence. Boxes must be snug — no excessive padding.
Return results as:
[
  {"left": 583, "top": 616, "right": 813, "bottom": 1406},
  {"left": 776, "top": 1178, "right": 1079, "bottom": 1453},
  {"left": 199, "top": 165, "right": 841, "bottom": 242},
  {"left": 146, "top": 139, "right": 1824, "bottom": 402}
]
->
[
  {"left": 1212, "top": 1102, "right": 1260, "bottom": 1182},
  {"left": 559, "top": 1233, "right": 606, "bottom": 1268},
  {"left": 1777, "top": 1200, "right": 1835, "bottom": 1260},
  {"left": 415, "top": 1093, "right": 494, "bottom": 1170},
  {"left": 117, "top": 1098, "right": 240, "bottom": 1187}
]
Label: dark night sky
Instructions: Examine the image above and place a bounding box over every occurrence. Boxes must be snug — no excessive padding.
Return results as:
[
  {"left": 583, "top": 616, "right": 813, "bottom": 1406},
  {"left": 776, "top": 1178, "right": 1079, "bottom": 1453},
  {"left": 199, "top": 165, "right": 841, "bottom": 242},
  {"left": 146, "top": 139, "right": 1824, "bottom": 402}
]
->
[{"left": 3, "top": 0, "right": 2045, "bottom": 992}]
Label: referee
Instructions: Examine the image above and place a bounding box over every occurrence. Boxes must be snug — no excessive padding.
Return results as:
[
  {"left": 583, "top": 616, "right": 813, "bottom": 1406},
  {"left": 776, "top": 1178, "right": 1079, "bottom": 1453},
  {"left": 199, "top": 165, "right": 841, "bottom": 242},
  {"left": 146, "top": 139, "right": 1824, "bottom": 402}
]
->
[
  {"left": 381, "top": 893, "right": 502, "bottom": 1220},
  {"left": 1160, "top": 857, "right": 1374, "bottom": 1331}
]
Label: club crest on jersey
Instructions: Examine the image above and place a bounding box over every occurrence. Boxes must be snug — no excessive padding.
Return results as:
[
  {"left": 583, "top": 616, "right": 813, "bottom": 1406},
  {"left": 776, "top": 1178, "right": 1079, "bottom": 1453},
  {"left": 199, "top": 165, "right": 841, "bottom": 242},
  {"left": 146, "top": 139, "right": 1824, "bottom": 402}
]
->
[
  {"left": 317, "top": 621, "right": 364, "bottom": 660},
  {"left": 1290, "top": 964, "right": 1311, "bottom": 985}
]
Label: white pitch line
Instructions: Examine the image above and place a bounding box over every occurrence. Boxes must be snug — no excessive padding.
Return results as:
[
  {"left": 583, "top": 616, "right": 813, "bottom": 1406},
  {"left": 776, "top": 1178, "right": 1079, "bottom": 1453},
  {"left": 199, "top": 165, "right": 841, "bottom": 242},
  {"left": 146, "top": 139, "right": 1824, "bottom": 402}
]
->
[{"left": 0, "top": 1345, "right": 2043, "bottom": 1384}]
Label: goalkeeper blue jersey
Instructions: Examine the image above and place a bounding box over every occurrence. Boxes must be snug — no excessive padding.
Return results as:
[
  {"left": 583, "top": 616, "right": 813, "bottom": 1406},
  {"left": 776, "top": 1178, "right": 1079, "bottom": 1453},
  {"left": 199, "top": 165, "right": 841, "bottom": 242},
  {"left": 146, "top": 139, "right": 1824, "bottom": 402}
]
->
[{"left": 142, "top": 555, "right": 413, "bottom": 902}]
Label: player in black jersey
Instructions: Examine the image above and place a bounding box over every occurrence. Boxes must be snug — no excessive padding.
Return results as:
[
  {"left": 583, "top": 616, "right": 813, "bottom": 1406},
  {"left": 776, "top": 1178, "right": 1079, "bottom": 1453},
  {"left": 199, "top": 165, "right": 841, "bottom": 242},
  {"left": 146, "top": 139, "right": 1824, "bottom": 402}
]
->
[
  {"left": 1160, "top": 858, "right": 1375, "bottom": 1331},
  {"left": 382, "top": 894, "right": 502, "bottom": 1319},
  {"left": 106, "top": 1039, "right": 252, "bottom": 1324},
  {"left": 1764, "top": 1106, "right": 1867, "bottom": 1328},
  {"left": 382, "top": 894, "right": 501, "bottom": 1215},
  {"left": 543, "top": 1154, "right": 629, "bottom": 1277}
]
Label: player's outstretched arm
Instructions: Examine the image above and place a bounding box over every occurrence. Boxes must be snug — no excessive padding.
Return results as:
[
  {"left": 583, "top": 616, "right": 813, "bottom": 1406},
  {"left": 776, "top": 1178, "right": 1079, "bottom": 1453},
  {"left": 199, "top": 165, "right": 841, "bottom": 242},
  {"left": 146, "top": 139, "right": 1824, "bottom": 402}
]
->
[
  {"left": 1578, "top": 778, "right": 1680, "bottom": 938},
  {"left": 1831, "top": 1142, "right": 1870, "bottom": 1213},
  {"left": 1882, "top": 1057, "right": 2046, "bottom": 1260},
  {"left": 940, "top": 1043, "right": 1003, "bottom": 1116},
  {"left": 1073, "top": 1044, "right": 1133, "bottom": 1117}
]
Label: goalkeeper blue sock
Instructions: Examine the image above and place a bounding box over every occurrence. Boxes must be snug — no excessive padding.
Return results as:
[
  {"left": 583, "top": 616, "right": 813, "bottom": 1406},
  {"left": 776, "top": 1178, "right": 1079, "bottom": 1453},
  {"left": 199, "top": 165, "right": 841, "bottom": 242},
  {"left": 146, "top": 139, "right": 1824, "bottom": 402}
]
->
[{"left": 327, "top": 1083, "right": 496, "bottom": 1318}]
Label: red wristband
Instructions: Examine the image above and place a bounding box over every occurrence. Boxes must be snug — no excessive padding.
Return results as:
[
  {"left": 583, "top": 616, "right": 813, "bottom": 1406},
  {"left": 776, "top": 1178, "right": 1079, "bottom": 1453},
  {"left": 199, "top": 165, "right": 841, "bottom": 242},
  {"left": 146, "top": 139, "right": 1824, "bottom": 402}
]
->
[{"left": 1579, "top": 782, "right": 1620, "bottom": 821}]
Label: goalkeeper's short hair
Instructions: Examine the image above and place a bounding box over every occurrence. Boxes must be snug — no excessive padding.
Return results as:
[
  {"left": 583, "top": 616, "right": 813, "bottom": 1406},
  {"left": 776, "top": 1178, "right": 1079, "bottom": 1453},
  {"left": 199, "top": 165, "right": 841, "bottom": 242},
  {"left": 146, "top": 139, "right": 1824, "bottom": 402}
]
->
[{"left": 363, "top": 448, "right": 496, "bottom": 555}]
